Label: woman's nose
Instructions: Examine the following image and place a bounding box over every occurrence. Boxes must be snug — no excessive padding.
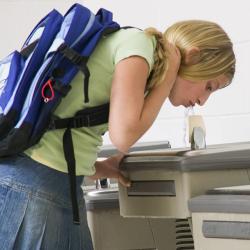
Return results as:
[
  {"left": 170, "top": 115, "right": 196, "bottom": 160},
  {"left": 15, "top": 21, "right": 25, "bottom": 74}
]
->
[{"left": 197, "top": 93, "right": 210, "bottom": 106}]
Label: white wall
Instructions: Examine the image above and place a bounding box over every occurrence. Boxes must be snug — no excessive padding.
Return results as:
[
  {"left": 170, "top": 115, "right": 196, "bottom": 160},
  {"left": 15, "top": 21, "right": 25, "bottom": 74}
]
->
[{"left": 1, "top": 0, "right": 249, "bottom": 148}]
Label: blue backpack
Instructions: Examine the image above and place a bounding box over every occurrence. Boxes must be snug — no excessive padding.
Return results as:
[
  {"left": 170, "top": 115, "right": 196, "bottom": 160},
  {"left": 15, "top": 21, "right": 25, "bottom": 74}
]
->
[{"left": 0, "top": 3, "right": 120, "bottom": 224}]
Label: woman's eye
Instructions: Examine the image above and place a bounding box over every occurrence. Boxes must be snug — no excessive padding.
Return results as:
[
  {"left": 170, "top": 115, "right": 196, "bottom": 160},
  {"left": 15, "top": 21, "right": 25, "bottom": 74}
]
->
[{"left": 206, "top": 84, "right": 213, "bottom": 92}]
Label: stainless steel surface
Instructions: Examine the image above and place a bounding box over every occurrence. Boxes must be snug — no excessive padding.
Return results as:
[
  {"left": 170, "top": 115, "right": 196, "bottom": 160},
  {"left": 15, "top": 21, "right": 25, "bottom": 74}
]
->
[
  {"left": 85, "top": 188, "right": 118, "bottom": 198},
  {"left": 191, "top": 127, "right": 206, "bottom": 150}
]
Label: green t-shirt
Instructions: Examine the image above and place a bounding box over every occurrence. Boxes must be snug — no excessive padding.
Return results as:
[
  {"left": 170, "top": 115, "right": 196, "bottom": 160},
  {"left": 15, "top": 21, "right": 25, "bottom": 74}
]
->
[{"left": 25, "top": 28, "right": 156, "bottom": 176}]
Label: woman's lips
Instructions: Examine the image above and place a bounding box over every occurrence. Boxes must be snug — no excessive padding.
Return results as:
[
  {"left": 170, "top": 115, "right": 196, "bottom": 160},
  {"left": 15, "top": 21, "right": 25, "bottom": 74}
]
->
[
  {"left": 183, "top": 101, "right": 195, "bottom": 107},
  {"left": 189, "top": 101, "right": 195, "bottom": 106}
]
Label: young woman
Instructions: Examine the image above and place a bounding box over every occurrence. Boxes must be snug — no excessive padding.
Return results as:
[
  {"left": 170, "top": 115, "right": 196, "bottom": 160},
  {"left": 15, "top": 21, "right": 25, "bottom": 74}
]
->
[
  {"left": 91, "top": 20, "right": 235, "bottom": 188},
  {"left": 0, "top": 20, "right": 235, "bottom": 249}
]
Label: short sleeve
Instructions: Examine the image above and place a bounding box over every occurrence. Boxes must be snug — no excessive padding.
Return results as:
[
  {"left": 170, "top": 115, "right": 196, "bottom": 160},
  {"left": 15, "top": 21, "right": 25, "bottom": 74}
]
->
[{"left": 113, "top": 29, "right": 156, "bottom": 74}]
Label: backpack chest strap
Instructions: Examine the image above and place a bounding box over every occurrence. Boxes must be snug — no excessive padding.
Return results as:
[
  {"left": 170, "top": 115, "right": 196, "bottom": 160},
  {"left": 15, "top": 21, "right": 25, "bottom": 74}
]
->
[{"left": 48, "top": 102, "right": 109, "bottom": 130}]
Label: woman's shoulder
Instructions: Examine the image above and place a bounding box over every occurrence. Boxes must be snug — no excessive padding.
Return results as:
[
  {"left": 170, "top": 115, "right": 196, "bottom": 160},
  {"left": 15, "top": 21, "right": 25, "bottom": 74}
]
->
[
  {"left": 110, "top": 27, "right": 156, "bottom": 45},
  {"left": 109, "top": 28, "right": 156, "bottom": 71}
]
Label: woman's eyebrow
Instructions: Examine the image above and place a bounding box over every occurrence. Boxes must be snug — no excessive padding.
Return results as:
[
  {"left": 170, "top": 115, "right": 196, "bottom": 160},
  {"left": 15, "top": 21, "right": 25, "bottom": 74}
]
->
[{"left": 215, "top": 81, "right": 220, "bottom": 90}]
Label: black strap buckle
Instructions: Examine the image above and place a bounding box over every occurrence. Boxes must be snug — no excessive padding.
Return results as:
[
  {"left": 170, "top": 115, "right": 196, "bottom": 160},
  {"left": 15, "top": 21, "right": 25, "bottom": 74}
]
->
[
  {"left": 72, "top": 115, "right": 90, "bottom": 128},
  {"left": 58, "top": 43, "right": 88, "bottom": 67},
  {"left": 48, "top": 116, "right": 59, "bottom": 130}
]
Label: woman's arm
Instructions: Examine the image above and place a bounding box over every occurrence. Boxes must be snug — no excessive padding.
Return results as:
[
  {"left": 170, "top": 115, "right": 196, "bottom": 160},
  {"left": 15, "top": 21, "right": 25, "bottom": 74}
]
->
[{"left": 109, "top": 43, "right": 180, "bottom": 153}]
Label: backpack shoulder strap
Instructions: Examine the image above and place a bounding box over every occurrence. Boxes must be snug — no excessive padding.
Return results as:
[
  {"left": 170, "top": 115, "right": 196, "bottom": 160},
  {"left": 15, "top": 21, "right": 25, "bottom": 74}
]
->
[{"left": 50, "top": 102, "right": 109, "bottom": 224}]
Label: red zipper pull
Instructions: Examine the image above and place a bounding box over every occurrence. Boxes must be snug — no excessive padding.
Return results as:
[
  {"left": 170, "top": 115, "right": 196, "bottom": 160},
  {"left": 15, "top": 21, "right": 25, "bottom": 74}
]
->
[{"left": 42, "top": 79, "right": 55, "bottom": 103}]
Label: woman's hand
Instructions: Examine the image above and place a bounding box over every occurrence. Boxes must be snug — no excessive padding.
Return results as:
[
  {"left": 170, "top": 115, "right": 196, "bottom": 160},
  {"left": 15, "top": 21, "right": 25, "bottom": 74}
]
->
[
  {"left": 164, "top": 42, "right": 181, "bottom": 86},
  {"left": 89, "top": 153, "right": 131, "bottom": 187}
]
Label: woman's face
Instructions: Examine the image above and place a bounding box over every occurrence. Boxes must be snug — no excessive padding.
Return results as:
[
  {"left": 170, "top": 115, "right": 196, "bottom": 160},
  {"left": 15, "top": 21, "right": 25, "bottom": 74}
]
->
[{"left": 168, "top": 74, "right": 229, "bottom": 107}]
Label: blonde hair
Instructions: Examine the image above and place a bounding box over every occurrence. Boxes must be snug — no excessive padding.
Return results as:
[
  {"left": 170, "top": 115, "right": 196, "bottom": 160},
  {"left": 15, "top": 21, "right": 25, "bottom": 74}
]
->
[{"left": 145, "top": 20, "right": 235, "bottom": 90}]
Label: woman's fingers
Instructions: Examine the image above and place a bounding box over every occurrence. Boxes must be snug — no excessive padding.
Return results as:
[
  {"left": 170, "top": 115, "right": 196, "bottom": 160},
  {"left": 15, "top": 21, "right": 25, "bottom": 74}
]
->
[
  {"left": 90, "top": 158, "right": 131, "bottom": 188},
  {"left": 118, "top": 172, "right": 131, "bottom": 187},
  {"left": 109, "top": 165, "right": 131, "bottom": 188}
]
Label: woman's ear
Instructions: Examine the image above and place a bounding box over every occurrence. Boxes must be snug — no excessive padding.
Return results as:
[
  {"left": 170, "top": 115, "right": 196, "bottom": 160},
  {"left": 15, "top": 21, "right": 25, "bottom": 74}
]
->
[{"left": 184, "top": 47, "right": 200, "bottom": 65}]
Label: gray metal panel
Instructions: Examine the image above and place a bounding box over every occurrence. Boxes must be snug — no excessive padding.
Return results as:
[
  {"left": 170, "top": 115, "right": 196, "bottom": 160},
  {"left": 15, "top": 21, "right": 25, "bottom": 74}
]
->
[
  {"left": 181, "top": 148, "right": 250, "bottom": 171},
  {"left": 127, "top": 180, "right": 176, "bottom": 196},
  {"left": 121, "top": 142, "right": 250, "bottom": 172},
  {"left": 121, "top": 156, "right": 183, "bottom": 171},
  {"left": 85, "top": 199, "right": 119, "bottom": 210},
  {"left": 188, "top": 195, "right": 250, "bottom": 213},
  {"left": 203, "top": 220, "right": 250, "bottom": 240},
  {"left": 206, "top": 188, "right": 250, "bottom": 195}
]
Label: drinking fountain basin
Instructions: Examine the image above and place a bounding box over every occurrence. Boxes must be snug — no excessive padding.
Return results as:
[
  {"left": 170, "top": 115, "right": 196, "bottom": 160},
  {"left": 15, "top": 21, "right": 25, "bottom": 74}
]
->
[{"left": 118, "top": 141, "right": 250, "bottom": 218}]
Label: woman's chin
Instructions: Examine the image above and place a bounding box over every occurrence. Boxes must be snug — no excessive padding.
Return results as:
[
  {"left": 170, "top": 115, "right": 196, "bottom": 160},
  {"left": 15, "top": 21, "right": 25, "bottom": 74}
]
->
[{"left": 169, "top": 99, "right": 180, "bottom": 107}]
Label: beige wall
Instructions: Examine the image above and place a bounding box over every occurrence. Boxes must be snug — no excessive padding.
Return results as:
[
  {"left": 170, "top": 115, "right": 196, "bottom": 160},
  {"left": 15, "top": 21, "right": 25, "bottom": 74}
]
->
[{"left": 1, "top": 0, "right": 250, "bottom": 148}]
